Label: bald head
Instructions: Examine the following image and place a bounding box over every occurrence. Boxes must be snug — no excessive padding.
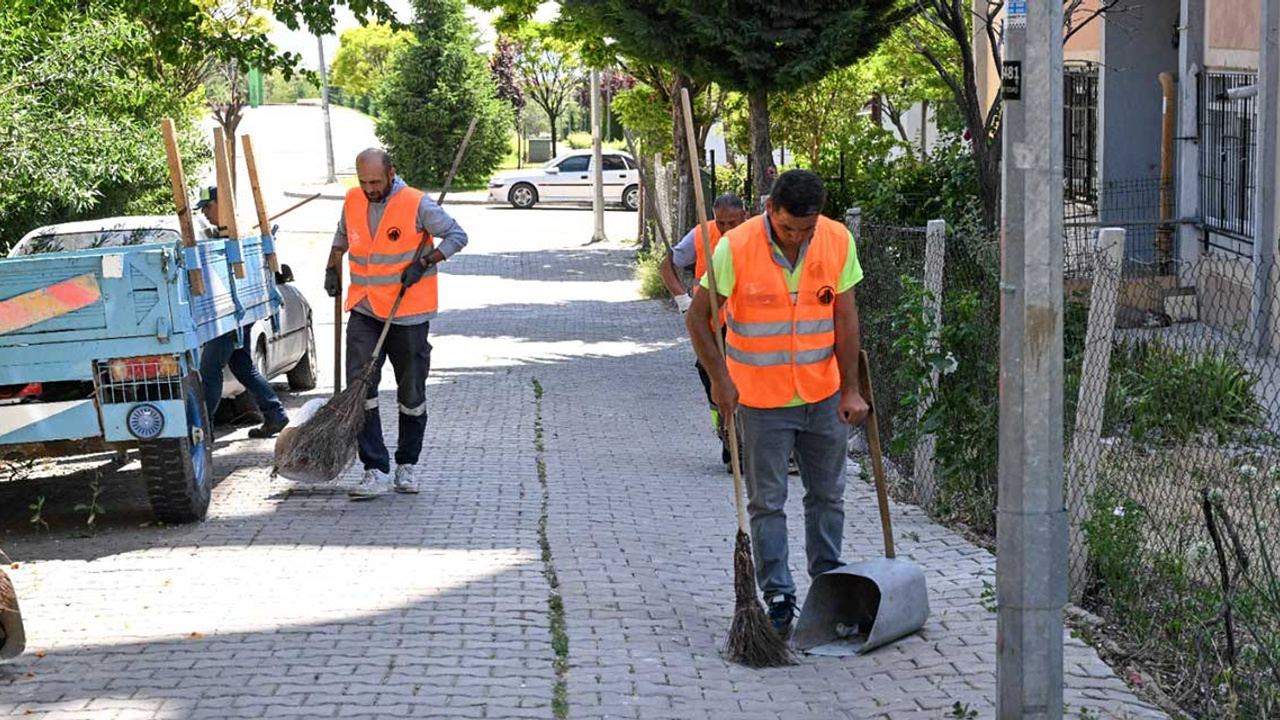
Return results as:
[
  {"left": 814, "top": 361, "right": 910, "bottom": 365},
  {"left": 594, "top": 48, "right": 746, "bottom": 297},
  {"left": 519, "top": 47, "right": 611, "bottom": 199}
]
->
[{"left": 355, "top": 148, "right": 396, "bottom": 202}]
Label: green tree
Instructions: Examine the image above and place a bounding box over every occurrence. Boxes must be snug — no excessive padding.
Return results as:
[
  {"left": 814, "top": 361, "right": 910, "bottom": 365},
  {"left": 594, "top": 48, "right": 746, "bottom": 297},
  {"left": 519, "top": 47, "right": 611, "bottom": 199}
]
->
[
  {"left": 330, "top": 23, "right": 413, "bottom": 98},
  {"left": 512, "top": 25, "right": 580, "bottom": 159},
  {"left": 0, "top": 5, "right": 204, "bottom": 252},
  {"left": 199, "top": 0, "right": 274, "bottom": 190},
  {"left": 377, "top": 0, "right": 510, "bottom": 187}
]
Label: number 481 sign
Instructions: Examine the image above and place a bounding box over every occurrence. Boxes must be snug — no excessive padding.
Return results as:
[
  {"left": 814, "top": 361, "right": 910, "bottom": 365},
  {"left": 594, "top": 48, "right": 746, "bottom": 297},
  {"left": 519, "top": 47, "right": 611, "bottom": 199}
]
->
[{"left": 1002, "top": 61, "right": 1022, "bottom": 101}]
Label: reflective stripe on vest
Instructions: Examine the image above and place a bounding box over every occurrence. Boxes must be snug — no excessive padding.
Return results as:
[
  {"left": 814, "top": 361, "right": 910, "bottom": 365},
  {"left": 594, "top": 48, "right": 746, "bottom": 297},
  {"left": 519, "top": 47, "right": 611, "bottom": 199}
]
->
[
  {"left": 344, "top": 186, "right": 438, "bottom": 318},
  {"left": 722, "top": 214, "right": 850, "bottom": 408}
]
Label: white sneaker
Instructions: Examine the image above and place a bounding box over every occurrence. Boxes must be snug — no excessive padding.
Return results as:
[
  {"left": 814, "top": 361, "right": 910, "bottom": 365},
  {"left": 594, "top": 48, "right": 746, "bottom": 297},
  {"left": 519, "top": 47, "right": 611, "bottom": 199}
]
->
[
  {"left": 393, "top": 465, "right": 420, "bottom": 494},
  {"left": 349, "top": 469, "right": 391, "bottom": 500}
]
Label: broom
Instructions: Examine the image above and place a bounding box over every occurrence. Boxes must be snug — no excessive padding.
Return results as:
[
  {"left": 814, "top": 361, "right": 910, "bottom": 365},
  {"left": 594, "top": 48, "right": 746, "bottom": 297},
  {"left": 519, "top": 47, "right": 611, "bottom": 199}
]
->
[
  {"left": 273, "top": 118, "right": 479, "bottom": 483},
  {"left": 678, "top": 89, "right": 795, "bottom": 668}
]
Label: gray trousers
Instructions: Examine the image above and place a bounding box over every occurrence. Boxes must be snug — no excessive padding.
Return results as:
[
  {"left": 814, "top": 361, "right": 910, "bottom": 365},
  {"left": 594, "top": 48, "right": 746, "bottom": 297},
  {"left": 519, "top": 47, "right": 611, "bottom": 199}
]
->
[{"left": 738, "top": 392, "right": 848, "bottom": 598}]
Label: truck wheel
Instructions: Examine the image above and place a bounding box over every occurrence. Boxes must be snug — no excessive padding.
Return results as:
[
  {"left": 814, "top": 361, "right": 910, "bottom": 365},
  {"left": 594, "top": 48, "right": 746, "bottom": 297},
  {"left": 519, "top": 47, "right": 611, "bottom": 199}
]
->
[
  {"left": 287, "top": 323, "right": 318, "bottom": 391},
  {"left": 141, "top": 372, "right": 213, "bottom": 524}
]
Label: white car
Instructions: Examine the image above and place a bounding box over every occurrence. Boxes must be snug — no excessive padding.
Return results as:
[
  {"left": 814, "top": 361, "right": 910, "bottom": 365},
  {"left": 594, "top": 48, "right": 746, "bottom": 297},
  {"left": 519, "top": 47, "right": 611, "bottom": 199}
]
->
[
  {"left": 488, "top": 150, "right": 641, "bottom": 211},
  {"left": 10, "top": 216, "right": 318, "bottom": 415}
]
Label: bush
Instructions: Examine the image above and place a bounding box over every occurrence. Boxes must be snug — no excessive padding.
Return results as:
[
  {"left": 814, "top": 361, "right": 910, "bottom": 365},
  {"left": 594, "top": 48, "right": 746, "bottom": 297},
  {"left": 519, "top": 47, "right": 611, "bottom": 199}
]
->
[
  {"left": 634, "top": 247, "right": 668, "bottom": 301},
  {"left": 566, "top": 131, "right": 592, "bottom": 150}
]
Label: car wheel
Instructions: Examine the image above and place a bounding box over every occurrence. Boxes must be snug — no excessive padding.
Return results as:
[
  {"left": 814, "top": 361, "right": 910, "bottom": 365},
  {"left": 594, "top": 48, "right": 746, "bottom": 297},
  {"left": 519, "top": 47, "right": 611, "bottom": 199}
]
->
[
  {"left": 141, "top": 372, "right": 213, "bottom": 524},
  {"left": 287, "top": 322, "right": 318, "bottom": 391},
  {"left": 509, "top": 183, "right": 537, "bottom": 209},
  {"left": 623, "top": 184, "right": 639, "bottom": 212}
]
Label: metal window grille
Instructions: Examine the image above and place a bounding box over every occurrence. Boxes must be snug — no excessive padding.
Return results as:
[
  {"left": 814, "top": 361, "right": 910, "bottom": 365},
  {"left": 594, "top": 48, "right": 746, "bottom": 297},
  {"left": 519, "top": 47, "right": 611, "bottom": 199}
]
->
[
  {"left": 96, "top": 358, "right": 183, "bottom": 405},
  {"left": 1064, "top": 65, "right": 1100, "bottom": 209},
  {"left": 1199, "top": 71, "right": 1258, "bottom": 254}
]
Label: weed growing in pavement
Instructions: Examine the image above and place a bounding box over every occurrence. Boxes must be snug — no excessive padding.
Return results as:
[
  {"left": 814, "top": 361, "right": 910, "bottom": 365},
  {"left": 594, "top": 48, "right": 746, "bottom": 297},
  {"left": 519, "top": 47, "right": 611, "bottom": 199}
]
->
[
  {"left": 533, "top": 378, "right": 569, "bottom": 720},
  {"left": 634, "top": 247, "right": 670, "bottom": 301},
  {"left": 980, "top": 580, "right": 997, "bottom": 614},
  {"left": 947, "top": 701, "right": 977, "bottom": 718},
  {"left": 28, "top": 495, "right": 47, "bottom": 532},
  {"left": 75, "top": 479, "right": 105, "bottom": 530}
]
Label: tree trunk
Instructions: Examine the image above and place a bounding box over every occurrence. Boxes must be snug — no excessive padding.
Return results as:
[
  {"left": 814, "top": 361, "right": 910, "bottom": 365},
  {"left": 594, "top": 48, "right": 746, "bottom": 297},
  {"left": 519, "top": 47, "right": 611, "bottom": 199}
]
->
[
  {"left": 748, "top": 87, "right": 776, "bottom": 204},
  {"left": 671, "top": 73, "right": 696, "bottom": 234},
  {"left": 975, "top": 131, "right": 1002, "bottom": 233},
  {"left": 549, "top": 114, "right": 558, "bottom": 159}
]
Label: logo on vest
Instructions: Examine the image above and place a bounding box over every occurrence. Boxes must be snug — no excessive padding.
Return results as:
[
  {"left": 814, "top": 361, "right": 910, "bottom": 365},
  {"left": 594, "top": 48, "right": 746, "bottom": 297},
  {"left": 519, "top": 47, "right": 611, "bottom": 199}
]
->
[
  {"left": 817, "top": 286, "right": 836, "bottom": 305},
  {"left": 387, "top": 226, "right": 403, "bottom": 242}
]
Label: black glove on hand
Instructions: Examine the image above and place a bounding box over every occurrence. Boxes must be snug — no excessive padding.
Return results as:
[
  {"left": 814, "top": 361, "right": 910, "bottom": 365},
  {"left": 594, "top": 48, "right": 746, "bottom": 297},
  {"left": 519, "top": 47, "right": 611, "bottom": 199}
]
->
[
  {"left": 400, "top": 257, "right": 433, "bottom": 288},
  {"left": 324, "top": 265, "right": 340, "bottom": 298}
]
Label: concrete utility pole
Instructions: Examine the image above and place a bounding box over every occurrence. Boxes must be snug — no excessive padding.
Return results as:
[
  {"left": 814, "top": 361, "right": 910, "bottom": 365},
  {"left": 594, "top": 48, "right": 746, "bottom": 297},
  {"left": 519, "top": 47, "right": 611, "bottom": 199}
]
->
[
  {"left": 590, "top": 68, "right": 607, "bottom": 244},
  {"left": 317, "top": 35, "right": 338, "bottom": 185},
  {"left": 1253, "top": 0, "right": 1280, "bottom": 355},
  {"left": 1177, "top": 0, "right": 1205, "bottom": 288},
  {"left": 996, "top": 0, "right": 1067, "bottom": 717}
]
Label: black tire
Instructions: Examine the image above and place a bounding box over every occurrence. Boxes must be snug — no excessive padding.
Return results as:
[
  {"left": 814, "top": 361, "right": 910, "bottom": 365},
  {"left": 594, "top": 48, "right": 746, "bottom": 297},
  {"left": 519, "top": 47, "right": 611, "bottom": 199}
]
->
[
  {"left": 623, "top": 184, "right": 639, "bottom": 211},
  {"left": 509, "top": 183, "right": 538, "bottom": 209},
  {"left": 140, "top": 372, "right": 214, "bottom": 524},
  {"left": 287, "top": 322, "right": 318, "bottom": 390}
]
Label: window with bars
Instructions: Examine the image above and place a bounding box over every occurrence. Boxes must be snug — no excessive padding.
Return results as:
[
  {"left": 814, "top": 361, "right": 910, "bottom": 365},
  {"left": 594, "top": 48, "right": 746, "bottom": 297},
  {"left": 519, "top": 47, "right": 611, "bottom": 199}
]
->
[
  {"left": 1199, "top": 71, "right": 1258, "bottom": 253},
  {"left": 1064, "top": 65, "right": 1099, "bottom": 209}
]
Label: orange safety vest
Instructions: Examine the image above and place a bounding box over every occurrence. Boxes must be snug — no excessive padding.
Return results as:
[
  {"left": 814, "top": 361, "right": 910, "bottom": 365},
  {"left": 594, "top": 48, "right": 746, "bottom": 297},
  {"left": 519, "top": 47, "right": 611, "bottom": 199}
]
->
[
  {"left": 692, "top": 222, "right": 724, "bottom": 281},
  {"left": 344, "top": 186, "right": 437, "bottom": 318},
  {"left": 723, "top": 214, "right": 849, "bottom": 409}
]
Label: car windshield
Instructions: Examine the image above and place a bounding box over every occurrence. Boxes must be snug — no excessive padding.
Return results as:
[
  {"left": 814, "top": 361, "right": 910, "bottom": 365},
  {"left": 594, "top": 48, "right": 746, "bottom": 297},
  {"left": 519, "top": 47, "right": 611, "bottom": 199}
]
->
[{"left": 9, "top": 227, "right": 182, "bottom": 257}]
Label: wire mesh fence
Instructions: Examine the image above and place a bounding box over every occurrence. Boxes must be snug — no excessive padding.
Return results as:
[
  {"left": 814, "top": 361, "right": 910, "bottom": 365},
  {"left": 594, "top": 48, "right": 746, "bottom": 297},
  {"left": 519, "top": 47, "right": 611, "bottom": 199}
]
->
[{"left": 852, "top": 206, "right": 1280, "bottom": 715}]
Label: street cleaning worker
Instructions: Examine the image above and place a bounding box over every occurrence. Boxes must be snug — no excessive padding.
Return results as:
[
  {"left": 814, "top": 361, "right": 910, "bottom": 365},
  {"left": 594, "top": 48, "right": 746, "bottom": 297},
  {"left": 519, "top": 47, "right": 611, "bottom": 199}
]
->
[
  {"left": 685, "top": 170, "right": 868, "bottom": 639},
  {"left": 325, "top": 148, "right": 468, "bottom": 500},
  {"left": 194, "top": 186, "right": 290, "bottom": 439},
  {"left": 659, "top": 193, "right": 748, "bottom": 469}
]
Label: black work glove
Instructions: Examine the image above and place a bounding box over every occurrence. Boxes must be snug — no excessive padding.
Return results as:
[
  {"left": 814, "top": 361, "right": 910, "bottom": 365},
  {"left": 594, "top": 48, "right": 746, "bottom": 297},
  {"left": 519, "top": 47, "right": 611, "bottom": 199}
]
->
[
  {"left": 400, "top": 257, "right": 434, "bottom": 288},
  {"left": 324, "top": 265, "right": 340, "bottom": 298}
]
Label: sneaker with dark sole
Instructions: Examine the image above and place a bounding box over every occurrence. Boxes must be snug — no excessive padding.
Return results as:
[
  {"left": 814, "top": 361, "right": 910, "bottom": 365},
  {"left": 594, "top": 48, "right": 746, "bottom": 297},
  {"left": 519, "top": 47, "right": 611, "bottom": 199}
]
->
[
  {"left": 767, "top": 594, "right": 797, "bottom": 639},
  {"left": 248, "top": 417, "right": 289, "bottom": 439}
]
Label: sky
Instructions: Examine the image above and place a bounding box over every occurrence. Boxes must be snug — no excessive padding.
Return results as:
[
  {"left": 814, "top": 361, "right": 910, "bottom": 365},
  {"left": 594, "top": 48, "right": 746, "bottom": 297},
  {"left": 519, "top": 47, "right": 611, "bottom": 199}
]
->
[{"left": 268, "top": 1, "right": 557, "bottom": 71}]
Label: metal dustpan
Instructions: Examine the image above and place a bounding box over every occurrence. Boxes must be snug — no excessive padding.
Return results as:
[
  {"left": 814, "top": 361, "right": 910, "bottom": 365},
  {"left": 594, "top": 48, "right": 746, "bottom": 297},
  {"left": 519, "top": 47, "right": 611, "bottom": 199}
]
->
[
  {"left": 0, "top": 568, "right": 25, "bottom": 661},
  {"left": 792, "top": 351, "right": 930, "bottom": 656}
]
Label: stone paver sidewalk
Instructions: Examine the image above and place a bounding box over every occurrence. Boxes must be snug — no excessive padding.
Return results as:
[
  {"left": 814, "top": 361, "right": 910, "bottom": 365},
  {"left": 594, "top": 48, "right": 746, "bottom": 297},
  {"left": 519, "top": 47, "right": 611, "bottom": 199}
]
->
[{"left": 0, "top": 217, "right": 1164, "bottom": 719}]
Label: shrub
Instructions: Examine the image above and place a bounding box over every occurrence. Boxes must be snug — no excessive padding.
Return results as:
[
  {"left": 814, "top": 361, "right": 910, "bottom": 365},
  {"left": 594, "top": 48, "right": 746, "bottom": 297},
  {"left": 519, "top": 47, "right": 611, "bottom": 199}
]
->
[
  {"left": 635, "top": 247, "right": 668, "bottom": 301},
  {"left": 566, "top": 131, "right": 592, "bottom": 150}
]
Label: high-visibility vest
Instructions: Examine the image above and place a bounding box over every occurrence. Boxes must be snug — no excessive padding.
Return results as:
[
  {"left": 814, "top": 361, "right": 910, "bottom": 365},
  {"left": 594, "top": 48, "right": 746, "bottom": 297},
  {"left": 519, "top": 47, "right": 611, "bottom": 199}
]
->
[
  {"left": 723, "top": 214, "right": 849, "bottom": 409},
  {"left": 344, "top": 186, "right": 437, "bottom": 318},
  {"left": 692, "top": 222, "right": 724, "bottom": 281}
]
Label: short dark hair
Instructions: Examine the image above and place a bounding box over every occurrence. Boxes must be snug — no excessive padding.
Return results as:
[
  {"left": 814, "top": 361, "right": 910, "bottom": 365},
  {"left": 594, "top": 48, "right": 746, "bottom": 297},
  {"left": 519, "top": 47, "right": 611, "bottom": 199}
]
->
[
  {"left": 712, "top": 193, "right": 745, "bottom": 211},
  {"left": 356, "top": 147, "right": 393, "bottom": 172},
  {"left": 769, "top": 170, "right": 826, "bottom": 217}
]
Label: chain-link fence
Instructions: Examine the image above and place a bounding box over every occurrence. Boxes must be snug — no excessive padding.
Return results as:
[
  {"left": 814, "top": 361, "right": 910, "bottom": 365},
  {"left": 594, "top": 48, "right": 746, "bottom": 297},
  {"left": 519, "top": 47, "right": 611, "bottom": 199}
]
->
[{"left": 851, "top": 204, "right": 1280, "bottom": 716}]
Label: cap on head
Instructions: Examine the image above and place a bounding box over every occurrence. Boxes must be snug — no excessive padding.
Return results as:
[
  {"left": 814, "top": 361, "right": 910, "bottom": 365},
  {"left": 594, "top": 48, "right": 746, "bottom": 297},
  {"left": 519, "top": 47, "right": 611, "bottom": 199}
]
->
[{"left": 194, "top": 186, "right": 218, "bottom": 210}]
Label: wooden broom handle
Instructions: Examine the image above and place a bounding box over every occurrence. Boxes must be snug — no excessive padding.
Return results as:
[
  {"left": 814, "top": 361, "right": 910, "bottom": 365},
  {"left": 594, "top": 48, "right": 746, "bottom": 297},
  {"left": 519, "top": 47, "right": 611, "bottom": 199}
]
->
[
  {"left": 160, "top": 118, "right": 205, "bottom": 295},
  {"left": 240, "top": 135, "right": 279, "bottom": 272},
  {"left": 858, "top": 349, "right": 896, "bottom": 559}
]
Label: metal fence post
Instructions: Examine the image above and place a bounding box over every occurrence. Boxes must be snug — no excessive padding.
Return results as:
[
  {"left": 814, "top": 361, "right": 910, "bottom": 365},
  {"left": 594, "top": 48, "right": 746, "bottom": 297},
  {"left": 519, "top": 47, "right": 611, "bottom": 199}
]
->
[
  {"left": 1065, "top": 228, "right": 1126, "bottom": 603},
  {"left": 844, "top": 207, "right": 862, "bottom": 242},
  {"left": 913, "top": 219, "right": 947, "bottom": 509},
  {"left": 997, "top": 0, "right": 1067, "bottom": 716}
]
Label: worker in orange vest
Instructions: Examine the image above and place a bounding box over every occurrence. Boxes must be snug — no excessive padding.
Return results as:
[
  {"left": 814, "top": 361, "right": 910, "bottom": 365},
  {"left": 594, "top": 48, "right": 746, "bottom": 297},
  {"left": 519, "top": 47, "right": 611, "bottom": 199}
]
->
[
  {"left": 325, "top": 148, "right": 468, "bottom": 500},
  {"left": 686, "top": 170, "right": 868, "bottom": 638},
  {"left": 658, "top": 193, "right": 748, "bottom": 468}
]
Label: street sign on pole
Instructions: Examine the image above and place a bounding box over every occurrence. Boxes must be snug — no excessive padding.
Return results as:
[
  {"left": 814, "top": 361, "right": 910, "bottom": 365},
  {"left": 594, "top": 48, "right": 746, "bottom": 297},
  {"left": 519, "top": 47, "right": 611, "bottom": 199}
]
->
[
  {"left": 317, "top": 36, "right": 338, "bottom": 185},
  {"left": 997, "top": 0, "right": 1068, "bottom": 717}
]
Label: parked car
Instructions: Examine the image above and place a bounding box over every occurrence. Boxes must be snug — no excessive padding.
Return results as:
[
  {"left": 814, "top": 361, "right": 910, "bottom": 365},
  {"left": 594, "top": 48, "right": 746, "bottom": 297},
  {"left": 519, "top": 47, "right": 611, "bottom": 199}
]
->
[
  {"left": 489, "top": 150, "right": 640, "bottom": 211},
  {"left": 9, "top": 216, "right": 318, "bottom": 414}
]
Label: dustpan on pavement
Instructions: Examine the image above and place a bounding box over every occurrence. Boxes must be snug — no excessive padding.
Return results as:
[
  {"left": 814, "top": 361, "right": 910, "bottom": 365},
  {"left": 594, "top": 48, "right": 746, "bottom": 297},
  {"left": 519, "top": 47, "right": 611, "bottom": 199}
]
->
[{"left": 791, "top": 350, "right": 930, "bottom": 656}]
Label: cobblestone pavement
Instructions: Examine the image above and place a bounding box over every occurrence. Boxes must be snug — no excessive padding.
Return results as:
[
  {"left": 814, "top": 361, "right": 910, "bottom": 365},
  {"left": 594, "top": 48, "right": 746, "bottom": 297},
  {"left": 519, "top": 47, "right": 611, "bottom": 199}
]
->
[{"left": 0, "top": 208, "right": 1165, "bottom": 719}]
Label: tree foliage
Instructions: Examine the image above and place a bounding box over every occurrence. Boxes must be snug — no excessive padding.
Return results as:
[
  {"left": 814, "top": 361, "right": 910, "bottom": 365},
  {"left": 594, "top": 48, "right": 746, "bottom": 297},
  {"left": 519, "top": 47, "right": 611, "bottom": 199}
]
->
[
  {"left": 331, "top": 22, "right": 413, "bottom": 98},
  {"left": 489, "top": 34, "right": 525, "bottom": 112},
  {"left": 511, "top": 25, "right": 581, "bottom": 159},
  {"left": 377, "top": 0, "right": 510, "bottom": 187},
  {"left": 0, "top": 4, "right": 204, "bottom": 253}
]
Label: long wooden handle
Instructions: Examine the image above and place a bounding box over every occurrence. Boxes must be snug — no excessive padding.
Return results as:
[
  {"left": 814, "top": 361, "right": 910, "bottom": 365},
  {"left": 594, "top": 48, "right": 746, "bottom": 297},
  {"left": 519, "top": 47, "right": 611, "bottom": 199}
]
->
[
  {"left": 212, "top": 128, "right": 245, "bottom": 279},
  {"left": 332, "top": 249, "right": 343, "bottom": 396},
  {"left": 858, "top": 349, "right": 895, "bottom": 559},
  {"left": 240, "top": 134, "right": 279, "bottom": 272},
  {"left": 679, "top": 89, "right": 748, "bottom": 535},
  {"left": 160, "top": 118, "right": 205, "bottom": 295},
  {"left": 437, "top": 117, "right": 479, "bottom": 205}
]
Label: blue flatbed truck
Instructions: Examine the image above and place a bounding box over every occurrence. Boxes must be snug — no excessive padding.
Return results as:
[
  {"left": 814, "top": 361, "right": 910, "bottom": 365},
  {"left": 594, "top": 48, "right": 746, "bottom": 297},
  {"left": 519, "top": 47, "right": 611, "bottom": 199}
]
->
[{"left": 0, "top": 231, "right": 280, "bottom": 523}]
